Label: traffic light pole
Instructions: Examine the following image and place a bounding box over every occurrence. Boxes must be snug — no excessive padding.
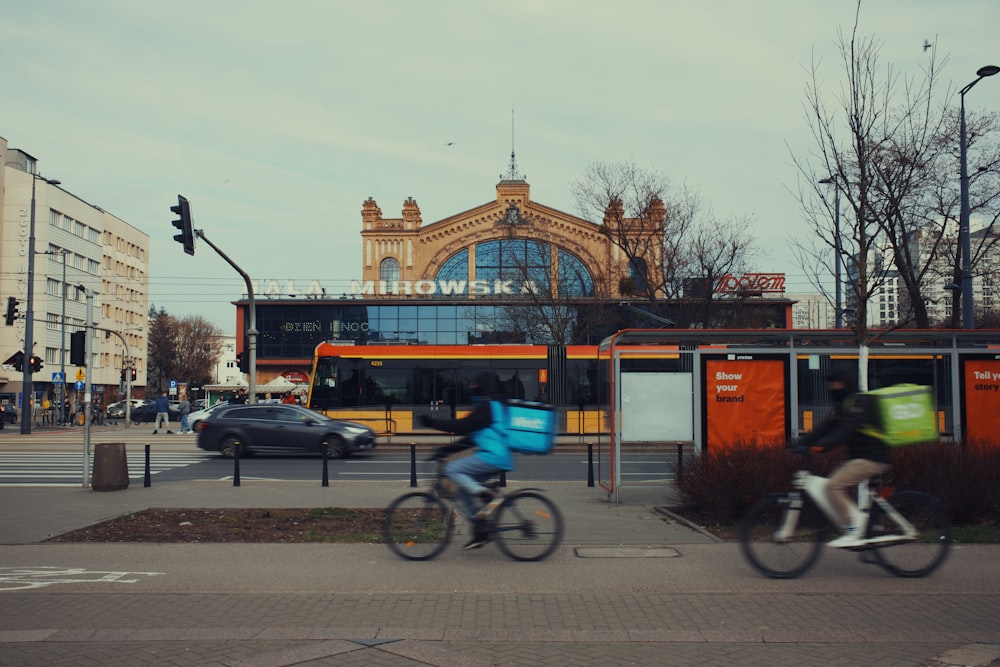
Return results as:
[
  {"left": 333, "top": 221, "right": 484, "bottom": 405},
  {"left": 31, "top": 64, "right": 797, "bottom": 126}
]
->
[
  {"left": 21, "top": 177, "right": 40, "bottom": 434},
  {"left": 193, "top": 230, "right": 257, "bottom": 404},
  {"left": 81, "top": 286, "right": 95, "bottom": 487}
]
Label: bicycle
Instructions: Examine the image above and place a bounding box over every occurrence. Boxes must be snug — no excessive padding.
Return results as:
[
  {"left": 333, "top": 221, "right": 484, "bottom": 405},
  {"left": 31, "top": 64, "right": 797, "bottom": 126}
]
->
[
  {"left": 382, "top": 455, "right": 565, "bottom": 561},
  {"left": 739, "top": 450, "right": 952, "bottom": 579}
]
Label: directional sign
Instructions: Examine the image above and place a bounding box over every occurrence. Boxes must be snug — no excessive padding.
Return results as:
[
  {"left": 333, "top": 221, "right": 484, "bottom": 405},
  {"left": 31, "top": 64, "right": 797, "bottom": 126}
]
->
[{"left": 74, "top": 380, "right": 84, "bottom": 391}]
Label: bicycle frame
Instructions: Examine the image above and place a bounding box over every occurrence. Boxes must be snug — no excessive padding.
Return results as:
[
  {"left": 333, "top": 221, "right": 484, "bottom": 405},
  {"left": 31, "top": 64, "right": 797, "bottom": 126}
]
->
[{"left": 777, "top": 469, "right": 918, "bottom": 545}]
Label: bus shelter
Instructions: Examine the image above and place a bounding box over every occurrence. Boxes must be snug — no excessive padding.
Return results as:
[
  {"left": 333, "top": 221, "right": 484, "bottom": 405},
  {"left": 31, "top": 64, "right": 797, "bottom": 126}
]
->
[{"left": 598, "top": 328, "right": 1000, "bottom": 504}]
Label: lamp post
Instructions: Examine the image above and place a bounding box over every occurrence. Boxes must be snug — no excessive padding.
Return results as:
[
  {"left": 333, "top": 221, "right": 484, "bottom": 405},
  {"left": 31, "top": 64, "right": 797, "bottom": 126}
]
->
[
  {"left": 21, "top": 175, "right": 60, "bottom": 435},
  {"left": 40, "top": 249, "right": 69, "bottom": 426},
  {"left": 106, "top": 327, "right": 141, "bottom": 428},
  {"left": 819, "top": 176, "right": 843, "bottom": 328},
  {"left": 958, "top": 65, "right": 999, "bottom": 329}
]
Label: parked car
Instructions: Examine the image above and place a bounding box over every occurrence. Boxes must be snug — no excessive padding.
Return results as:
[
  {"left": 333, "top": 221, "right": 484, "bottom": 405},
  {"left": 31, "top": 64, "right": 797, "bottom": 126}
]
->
[
  {"left": 196, "top": 403, "right": 376, "bottom": 459},
  {"left": 0, "top": 403, "right": 16, "bottom": 425},
  {"left": 130, "top": 401, "right": 182, "bottom": 424},
  {"left": 187, "top": 400, "right": 228, "bottom": 430},
  {"left": 106, "top": 399, "right": 146, "bottom": 420}
]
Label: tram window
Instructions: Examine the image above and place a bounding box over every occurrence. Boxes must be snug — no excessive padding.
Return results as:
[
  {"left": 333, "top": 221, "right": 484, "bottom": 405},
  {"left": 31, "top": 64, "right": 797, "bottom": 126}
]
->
[{"left": 364, "top": 368, "right": 410, "bottom": 406}]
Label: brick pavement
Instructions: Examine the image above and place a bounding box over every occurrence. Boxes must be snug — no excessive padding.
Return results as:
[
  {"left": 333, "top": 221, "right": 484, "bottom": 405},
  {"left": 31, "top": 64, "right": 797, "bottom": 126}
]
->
[
  {"left": 1, "top": 590, "right": 998, "bottom": 666},
  {"left": 0, "top": 446, "right": 998, "bottom": 666}
]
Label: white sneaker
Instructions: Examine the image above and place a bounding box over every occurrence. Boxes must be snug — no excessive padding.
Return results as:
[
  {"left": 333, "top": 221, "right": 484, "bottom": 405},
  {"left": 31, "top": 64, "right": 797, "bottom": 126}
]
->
[{"left": 828, "top": 528, "right": 865, "bottom": 549}]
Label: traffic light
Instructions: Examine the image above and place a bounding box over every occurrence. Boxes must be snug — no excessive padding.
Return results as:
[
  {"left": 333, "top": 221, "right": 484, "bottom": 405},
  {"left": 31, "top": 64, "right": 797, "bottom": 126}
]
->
[
  {"left": 236, "top": 352, "right": 248, "bottom": 373},
  {"left": 130, "top": 368, "right": 137, "bottom": 381},
  {"left": 28, "top": 355, "right": 42, "bottom": 373},
  {"left": 4, "top": 351, "right": 24, "bottom": 372},
  {"left": 170, "top": 194, "right": 195, "bottom": 256},
  {"left": 5, "top": 297, "right": 19, "bottom": 326},
  {"left": 70, "top": 331, "right": 86, "bottom": 366},
  {"left": 120, "top": 369, "right": 126, "bottom": 382}
]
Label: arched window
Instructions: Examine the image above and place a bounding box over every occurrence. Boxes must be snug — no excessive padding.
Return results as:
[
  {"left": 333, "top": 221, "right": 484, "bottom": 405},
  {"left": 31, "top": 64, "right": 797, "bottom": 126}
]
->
[
  {"left": 436, "top": 248, "right": 468, "bottom": 283},
  {"left": 434, "top": 242, "right": 594, "bottom": 297},
  {"left": 380, "top": 257, "right": 400, "bottom": 283},
  {"left": 558, "top": 249, "right": 595, "bottom": 296}
]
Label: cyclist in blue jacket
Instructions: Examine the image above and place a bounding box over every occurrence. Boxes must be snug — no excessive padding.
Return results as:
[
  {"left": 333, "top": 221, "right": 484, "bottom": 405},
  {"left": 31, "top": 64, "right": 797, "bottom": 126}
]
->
[{"left": 419, "top": 372, "right": 512, "bottom": 550}]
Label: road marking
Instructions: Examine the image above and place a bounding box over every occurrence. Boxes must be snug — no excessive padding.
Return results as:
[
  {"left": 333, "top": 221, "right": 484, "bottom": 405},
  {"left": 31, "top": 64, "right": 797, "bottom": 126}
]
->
[{"left": 0, "top": 567, "right": 164, "bottom": 591}]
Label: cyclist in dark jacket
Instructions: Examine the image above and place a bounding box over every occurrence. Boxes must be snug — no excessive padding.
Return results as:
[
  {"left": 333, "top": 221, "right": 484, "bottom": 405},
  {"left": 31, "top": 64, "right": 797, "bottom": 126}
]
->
[
  {"left": 796, "top": 369, "right": 891, "bottom": 548},
  {"left": 419, "top": 372, "right": 512, "bottom": 550}
]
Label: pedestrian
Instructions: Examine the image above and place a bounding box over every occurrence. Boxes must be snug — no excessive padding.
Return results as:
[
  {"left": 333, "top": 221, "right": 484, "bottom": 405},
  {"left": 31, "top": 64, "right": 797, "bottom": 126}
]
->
[
  {"left": 177, "top": 396, "right": 191, "bottom": 434},
  {"left": 152, "top": 391, "right": 173, "bottom": 434},
  {"left": 281, "top": 391, "right": 296, "bottom": 404},
  {"left": 62, "top": 397, "right": 72, "bottom": 426},
  {"left": 231, "top": 388, "right": 247, "bottom": 404}
]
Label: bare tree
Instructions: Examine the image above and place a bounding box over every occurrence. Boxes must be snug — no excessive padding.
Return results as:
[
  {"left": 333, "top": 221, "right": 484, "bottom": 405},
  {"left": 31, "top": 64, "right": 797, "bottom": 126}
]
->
[
  {"left": 572, "top": 159, "right": 759, "bottom": 328},
  {"left": 791, "top": 1, "right": 1000, "bottom": 333}
]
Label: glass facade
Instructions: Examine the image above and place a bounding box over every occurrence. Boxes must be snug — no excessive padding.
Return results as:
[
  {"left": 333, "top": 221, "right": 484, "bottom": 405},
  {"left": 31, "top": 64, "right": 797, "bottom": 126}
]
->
[{"left": 433, "top": 241, "right": 594, "bottom": 297}]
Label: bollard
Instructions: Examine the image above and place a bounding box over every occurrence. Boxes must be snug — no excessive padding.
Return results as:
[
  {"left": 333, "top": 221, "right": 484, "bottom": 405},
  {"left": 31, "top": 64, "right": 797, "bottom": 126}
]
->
[
  {"left": 499, "top": 470, "right": 507, "bottom": 487},
  {"left": 409, "top": 444, "right": 417, "bottom": 487},
  {"left": 92, "top": 443, "right": 129, "bottom": 492},
  {"left": 322, "top": 449, "right": 329, "bottom": 487},
  {"left": 233, "top": 443, "right": 241, "bottom": 487},
  {"left": 677, "top": 442, "right": 684, "bottom": 476},
  {"left": 587, "top": 442, "right": 595, "bottom": 487},
  {"left": 143, "top": 444, "right": 151, "bottom": 487}
]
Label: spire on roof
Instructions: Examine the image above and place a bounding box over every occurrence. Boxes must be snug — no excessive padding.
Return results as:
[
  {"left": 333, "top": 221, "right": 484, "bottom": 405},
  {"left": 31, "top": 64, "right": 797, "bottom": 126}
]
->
[{"left": 501, "top": 106, "right": 525, "bottom": 182}]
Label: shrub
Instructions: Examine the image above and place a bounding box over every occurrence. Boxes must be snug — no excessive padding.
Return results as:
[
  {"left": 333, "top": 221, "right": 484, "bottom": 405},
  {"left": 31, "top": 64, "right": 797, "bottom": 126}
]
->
[{"left": 676, "top": 440, "right": 1000, "bottom": 527}]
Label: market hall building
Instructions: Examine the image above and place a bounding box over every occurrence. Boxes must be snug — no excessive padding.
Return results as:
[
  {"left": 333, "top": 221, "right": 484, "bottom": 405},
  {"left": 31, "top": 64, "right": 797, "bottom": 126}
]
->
[{"left": 234, "top": 169, "right": 793, "bottom": 400}]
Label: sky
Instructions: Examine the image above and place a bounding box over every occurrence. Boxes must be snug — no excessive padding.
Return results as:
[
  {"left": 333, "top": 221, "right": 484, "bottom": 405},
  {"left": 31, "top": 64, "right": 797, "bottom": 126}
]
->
[{"left": 3, "top": 0, "right": 998, "bottom": 335}]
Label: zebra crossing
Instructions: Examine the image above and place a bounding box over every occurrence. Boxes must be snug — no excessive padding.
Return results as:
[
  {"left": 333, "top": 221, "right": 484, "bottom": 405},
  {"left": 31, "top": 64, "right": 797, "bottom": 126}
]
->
[{"left": 0, "top": 451, "right": 210, "bottom": 486}]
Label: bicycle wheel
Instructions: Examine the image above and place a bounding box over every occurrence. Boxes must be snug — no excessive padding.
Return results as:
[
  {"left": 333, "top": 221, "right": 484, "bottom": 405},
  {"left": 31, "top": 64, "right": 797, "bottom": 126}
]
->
[
  {"left": 492, "top": 491, "right": 564, "bottom": 562},
  {"left": 739, "top": 494, "right": 826, "bottom": 579},
  {"left": 382, "top": 492, "right": 455, "bottom": 561},
  {"left": 868, "top": 490, "right": 951, "bottom": 578}
]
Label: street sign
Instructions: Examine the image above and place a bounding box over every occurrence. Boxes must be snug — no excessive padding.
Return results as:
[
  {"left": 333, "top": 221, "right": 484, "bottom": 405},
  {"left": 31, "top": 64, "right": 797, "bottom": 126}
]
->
[
  {"left": 75, "top": 369, "right": 85, "bottom": 382},
  {"left": 74, "top": 380, "right": 84, "bottom": 391},
  {"left": 52, "top": 372, "right": 65, "bottom": 384}
]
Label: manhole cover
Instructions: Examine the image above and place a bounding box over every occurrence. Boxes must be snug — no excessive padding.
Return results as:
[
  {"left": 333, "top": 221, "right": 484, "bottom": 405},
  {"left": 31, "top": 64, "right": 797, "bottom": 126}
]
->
[{"left": 574, "top": 546, "right": 681, "bottom": 558}]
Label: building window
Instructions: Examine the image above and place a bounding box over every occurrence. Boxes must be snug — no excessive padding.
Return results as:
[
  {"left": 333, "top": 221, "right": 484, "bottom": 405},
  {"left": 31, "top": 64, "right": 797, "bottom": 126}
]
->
[
  {"left": 380, "top": 257, "right": 400, "bottom": 283},
  {"left": 437, "top": 248, "right": 469, "bottom": 284}
]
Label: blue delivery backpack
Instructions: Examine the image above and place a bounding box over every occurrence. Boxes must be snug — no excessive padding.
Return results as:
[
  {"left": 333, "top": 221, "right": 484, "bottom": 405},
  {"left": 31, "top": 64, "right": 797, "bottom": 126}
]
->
[{"left": 490, "top": 399, "right": 558, "bottom": 454}]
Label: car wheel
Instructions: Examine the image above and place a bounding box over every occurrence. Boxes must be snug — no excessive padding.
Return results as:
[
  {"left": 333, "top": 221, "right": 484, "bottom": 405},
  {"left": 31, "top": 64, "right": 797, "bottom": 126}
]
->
[
  {"left": 219, "top": 435, "right": 243, "bottom": 458},
  {"left": 323, "top": 435, "right": 347, "bottom": 459}
]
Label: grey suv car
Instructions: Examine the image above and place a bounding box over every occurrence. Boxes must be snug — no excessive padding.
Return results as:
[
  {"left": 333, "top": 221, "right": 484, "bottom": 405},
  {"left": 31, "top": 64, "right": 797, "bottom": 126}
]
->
[{"left": 195, "top": 403, "right": 376, "bottom": 459}]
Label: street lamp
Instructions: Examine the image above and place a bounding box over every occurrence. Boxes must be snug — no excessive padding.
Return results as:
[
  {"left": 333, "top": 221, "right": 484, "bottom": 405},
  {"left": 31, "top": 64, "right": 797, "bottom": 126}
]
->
[
  {"left": 958, "top": 64, "right": 999, "bottom": 329},
  {"left": 819, "top": 176, "right": 843, "bottom": 328},
  {"left": 40, "top": 249, "right": 69, "bottom": 425},
  {"left": 105, "top": 327, "right": 142, "bottom": 428},
  {"left": 21, "top": 174, "right": 60, "bottom": 435}
]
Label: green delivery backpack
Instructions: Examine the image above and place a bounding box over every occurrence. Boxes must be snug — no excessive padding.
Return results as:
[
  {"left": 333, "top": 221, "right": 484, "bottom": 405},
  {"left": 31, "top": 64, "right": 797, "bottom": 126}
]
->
[{"left": 857, "top": 384, "right": 939, "bottom": 447}]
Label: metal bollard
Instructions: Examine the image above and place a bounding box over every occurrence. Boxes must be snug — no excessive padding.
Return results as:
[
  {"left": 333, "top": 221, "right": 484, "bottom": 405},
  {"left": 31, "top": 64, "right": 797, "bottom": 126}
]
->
[
  {"left": 676, "top": 442, "right": 684, "bottom": 476},
  {"left": 409, "top": 444, "right": 417, "bottom": 487},
  {"left": 233, "top": 443, "right": 241, "bottom": 487},
  {"left": 144, "top": 444, "right": 151, "bottom": 487},
  {"left": 587, "top": 442, "right": 595, "bottom": 487},
  {"left": 499, "top": 470, "right": 507, "bottom": 487},
  {"left": 322, "top": 449, "right": 329, "bottom": 487}
]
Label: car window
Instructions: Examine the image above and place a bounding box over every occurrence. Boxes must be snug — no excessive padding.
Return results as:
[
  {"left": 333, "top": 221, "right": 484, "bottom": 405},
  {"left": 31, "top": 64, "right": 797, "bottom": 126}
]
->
[
  {"left": 222, "top": 407, "right": 259, "bottom": 419},
  {"left": 273, "top": 407, "right": 309, "bottom": 423}
]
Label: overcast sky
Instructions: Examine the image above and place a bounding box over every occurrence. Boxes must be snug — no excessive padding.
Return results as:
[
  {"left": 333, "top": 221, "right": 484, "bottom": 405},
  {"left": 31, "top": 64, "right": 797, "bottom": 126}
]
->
[{"left": 3, "top": 0, "right": 998, "bottom": 334}]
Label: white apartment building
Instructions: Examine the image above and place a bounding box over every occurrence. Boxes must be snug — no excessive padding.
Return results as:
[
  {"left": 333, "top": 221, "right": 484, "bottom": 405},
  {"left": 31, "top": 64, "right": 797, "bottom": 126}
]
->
[
  {"left": 1, "top": 136, "right": 149, "bottom": 418},
  {"left": 855, "top": 219, "right": 994, "bottom": 328}
]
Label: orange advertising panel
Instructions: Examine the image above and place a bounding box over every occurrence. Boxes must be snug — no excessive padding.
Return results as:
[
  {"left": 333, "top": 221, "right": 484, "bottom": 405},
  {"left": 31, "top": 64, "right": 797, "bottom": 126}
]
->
[
  {"left": 964, "top": 359, "right": 1000, "bottom": 444},
  {"left": 706, "top": 359, "right": 786, "bottom": 450}
]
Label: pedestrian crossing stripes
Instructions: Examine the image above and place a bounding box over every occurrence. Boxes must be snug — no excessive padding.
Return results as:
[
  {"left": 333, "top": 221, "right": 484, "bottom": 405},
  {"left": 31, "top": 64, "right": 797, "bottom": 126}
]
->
[{"left": 0, "top": 452, "right": 208, "bottom": 484}]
